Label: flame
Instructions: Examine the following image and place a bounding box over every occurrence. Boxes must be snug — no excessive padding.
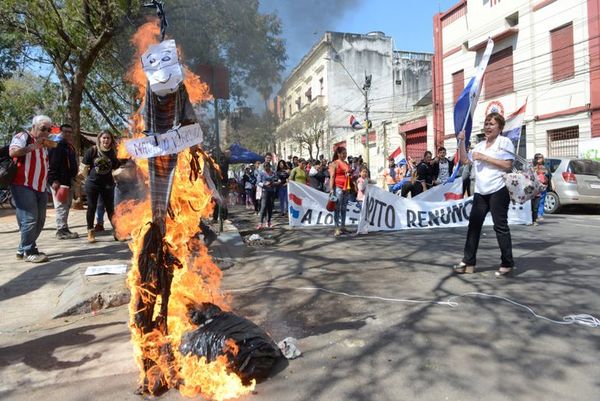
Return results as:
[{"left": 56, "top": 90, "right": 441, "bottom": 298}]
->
[{"left": 116, "top": 19, "right": 254, "bottom": 400}]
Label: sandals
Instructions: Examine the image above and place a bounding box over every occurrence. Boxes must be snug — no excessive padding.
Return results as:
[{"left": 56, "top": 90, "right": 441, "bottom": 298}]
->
[
  {"left": 495, "top": 266, "right": 515, "bottom": 278},
  {"left": 453, "top": 262, "right": 476, "bottom": 274}
]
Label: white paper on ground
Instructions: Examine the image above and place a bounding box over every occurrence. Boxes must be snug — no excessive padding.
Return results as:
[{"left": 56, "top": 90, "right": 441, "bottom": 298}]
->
[{"left": 84, "top": 264, "right": 128, "bottom": 276}]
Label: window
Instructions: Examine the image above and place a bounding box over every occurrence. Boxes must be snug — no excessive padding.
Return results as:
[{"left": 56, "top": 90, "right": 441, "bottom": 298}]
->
[
  {"left": 296, "top": 97, "right": 301, "bottom": 111},
  {"left": 305, "top": 87, "right": 312, "bottom": 102},
  {"left": 484, "top": 47, "right": 514, "bottom": 99},
  {"left": 548, "top": 126, "right": 579, "bottom": 157},
  {"left": 551, "top": 22, "right": 574, "bottom": 82},
  {"left": 319, "top": 77, "right": 324, "bottom": 95},
  {"left": 452, "top": 70, "right": 464, "bottom": 103}
]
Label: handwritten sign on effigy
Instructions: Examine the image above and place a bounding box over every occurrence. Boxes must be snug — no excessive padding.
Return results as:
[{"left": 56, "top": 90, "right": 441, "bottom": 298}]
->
[{"left": 125, "top": 123, "right": 203, "bottom": 159}]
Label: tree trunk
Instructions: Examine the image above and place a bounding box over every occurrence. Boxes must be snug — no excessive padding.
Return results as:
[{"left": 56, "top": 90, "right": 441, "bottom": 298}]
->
[{"left": 68, "top": 90, "right": 84, "bottom": 156}]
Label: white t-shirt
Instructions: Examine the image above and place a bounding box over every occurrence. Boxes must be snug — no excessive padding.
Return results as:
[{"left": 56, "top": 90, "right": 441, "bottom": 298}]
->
[{"left": 469, "top": 135, "right": 514, "bottom": 195}]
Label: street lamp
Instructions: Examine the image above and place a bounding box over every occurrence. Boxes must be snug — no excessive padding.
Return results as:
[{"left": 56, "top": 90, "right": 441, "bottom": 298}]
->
[{"left": 326, "top": 49, "right": 372, "bottom": 165}]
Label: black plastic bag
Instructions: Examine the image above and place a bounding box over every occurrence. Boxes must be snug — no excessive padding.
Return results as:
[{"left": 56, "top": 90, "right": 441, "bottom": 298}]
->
[{"left": 180, "top": 303, "right": 283, "bottom": 384}]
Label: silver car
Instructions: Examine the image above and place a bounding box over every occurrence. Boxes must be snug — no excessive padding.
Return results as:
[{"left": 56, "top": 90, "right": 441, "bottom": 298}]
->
[{"left": 544, "top": 158, "right": 600, "bottom": 213}]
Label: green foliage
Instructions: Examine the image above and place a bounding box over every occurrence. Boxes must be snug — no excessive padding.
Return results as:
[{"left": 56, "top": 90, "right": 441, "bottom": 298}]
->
[
  {"left": 0, "top": 73, "right": 62, "bottom": 144},
  {"left": 0, "top": 0, "right": 141, "bottom": 150},
  {"left": 226, "top": 110, "right": 276, "bottom": 155},
  {"left": 0, "top": 0, "right": 286, "bottom": 150}
]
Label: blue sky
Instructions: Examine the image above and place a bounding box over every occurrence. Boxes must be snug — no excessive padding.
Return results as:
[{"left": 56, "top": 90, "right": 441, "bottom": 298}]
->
[
  {"left": 333, "top": 0, "right": 459, "bottom": 53},
  {"left": 261, "top": 0, "right": 459, "bottom": 73}
]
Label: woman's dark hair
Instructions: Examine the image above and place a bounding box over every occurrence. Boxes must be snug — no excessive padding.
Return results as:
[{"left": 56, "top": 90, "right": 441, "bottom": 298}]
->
[
  {"left": 485, "top": 112, "right": 506, "bottom": 131},
  {"left": 276, "top": 160, "right": 287, "bottom": 171},
  {"left": 332, "top": 146, "right": 346, "bottom": 161}
]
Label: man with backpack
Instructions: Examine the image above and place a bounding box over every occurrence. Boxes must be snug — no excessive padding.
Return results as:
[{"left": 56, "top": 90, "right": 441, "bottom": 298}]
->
[
  {"left": 48, "top": 123, "right": 79, "bottom": 240},
  {"left": 9, "top": 115, "right": 54, "bottom": 263}
]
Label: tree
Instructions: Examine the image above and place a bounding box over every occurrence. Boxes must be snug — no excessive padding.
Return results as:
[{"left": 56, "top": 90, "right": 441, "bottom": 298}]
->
[
  {"left": 155, "top": 0, "right": 287, "bottom": 104},
  {"left": 0, "top": 0, "right": 286, "bottom": 152},
  {"left": 226, "top": 110, "right": 276, "bottom": 155},
  {"left": 0, "top": 73, "right": 63, "bottom": 144},
  {"left": 279, "top": 106, "right": 327, "bottom": 160},
  {"left": 0, "top": 0, "right": 141, "bottom": 151}
]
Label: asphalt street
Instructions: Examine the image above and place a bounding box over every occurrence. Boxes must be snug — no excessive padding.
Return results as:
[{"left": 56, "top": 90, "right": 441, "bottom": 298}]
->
[{"left": 0, "top": 204, "right": 599, "bottom": 401}]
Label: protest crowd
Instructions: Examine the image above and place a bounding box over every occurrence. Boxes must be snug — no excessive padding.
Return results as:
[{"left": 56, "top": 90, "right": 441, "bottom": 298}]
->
[{"left": 5, "top": 114, "right": 550, "bottom": 266}]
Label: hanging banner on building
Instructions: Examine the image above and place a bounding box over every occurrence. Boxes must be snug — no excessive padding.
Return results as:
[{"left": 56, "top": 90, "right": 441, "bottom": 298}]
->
[
  {"left": 124, "top": 123, "right": 203, "bottom": 159},
  {"left": 288, "top": 181, "right": 361, "bottom": 227},
  {"left": 357, "top": 184, "right": 531, "bottom": 233}
]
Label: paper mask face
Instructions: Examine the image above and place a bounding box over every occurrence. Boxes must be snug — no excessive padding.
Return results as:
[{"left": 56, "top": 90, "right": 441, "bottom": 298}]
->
[{"left": 142, "top": 39, "right": 184, "bottom": 96}]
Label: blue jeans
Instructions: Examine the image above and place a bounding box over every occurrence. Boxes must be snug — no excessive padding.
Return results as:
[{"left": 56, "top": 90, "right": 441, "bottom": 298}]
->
[
  {"left": 538, "top": 191, "right": 547, "bottom": 217},
  {"left": 96, "top": 196, "right": 105, "bottom": 224},
  {"left": 278, "top": 185, "right": 288, "bottom": 214},
  {"left": 11, "top": 185, "right": 47, "bottom": 254},
  {"left": 334, "top": 187, "right": 350, "bottom": 228}
]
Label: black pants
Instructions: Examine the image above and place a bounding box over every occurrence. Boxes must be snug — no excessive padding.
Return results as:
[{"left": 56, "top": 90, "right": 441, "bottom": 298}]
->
[
  {"left": 86, "top": 183, "right": 115, "bottom": 230},
  {"left": 463, "top": 186, "right": 514, "bottom": 268},
  {"left": 463, "top": 178, "right": 472, "bottom": 197},
  {"left": 259, "top": 190, "right": 275, "bottom": 224},
  {"left": 531, "top": 196, "right": 540, "bottom": 222}
]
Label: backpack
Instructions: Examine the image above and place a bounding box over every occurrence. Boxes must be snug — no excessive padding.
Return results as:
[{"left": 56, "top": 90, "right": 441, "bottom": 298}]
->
[
  {"left": 0, "top": 135, "right": 34, "bottom": 187},
  {"left": 0, "top": 145, "right": 17, "bottom": 187}
]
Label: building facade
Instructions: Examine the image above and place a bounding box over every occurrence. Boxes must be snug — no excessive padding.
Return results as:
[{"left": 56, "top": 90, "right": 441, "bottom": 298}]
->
[
  {"left": 275, "top": 31, "right": 432, "bottom": 175},
  {"left": 433, "top": 0, "right": 600, "bottom": 158}
]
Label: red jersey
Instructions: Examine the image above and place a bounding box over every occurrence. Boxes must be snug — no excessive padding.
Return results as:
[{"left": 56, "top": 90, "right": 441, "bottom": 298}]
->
[{"left": 10, "top": 132, "right": 49, "bottom": 192}]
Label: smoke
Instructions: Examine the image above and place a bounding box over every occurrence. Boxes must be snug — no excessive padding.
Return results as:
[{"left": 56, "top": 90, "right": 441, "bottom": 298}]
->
[{"left": 260, "top": 0, "right": 362, "bottom": 72}]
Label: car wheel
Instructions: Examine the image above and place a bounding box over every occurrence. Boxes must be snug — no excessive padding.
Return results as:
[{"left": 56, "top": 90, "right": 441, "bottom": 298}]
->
[{"left": 544, "top": 191, "right": 561, "bottom": 214}]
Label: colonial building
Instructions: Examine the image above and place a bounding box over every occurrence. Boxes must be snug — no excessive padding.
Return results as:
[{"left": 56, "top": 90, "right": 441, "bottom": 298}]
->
[
  {"left": 433, "top": 0, "right": 600, "bottom": 157},
  {"left": 275, "top": 31, "right": 432, "bottom": 175}
]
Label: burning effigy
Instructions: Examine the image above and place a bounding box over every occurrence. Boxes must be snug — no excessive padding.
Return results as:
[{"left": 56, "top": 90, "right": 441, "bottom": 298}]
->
[{"left": 115, "top": 8, "right": 282, "bottom": 400}]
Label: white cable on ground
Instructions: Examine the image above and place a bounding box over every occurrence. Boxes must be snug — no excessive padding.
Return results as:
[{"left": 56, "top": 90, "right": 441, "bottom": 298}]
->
[{"left": 227, "top": 285, "right": 600, "bottom": 328}]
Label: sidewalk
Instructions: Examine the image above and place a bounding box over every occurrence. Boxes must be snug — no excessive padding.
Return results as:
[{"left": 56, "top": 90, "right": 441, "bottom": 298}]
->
[{"left": 0, "top": 206, "right": 131, "bottom": 331}]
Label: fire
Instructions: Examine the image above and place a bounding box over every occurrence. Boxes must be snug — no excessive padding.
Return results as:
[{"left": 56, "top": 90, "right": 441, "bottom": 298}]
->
[{"left": 116, "top": 19, "right": 255, "bottom": 400}]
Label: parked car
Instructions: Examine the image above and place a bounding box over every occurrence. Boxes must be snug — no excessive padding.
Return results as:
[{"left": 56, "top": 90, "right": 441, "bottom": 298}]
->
[{"left": 543, "top": 158, "right": 600, "bottom": 213}]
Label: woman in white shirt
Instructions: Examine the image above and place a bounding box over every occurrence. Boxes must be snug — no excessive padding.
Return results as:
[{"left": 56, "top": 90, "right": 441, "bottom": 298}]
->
[{"left": 453, "top": 112, "right": 515, "bottom": 278}]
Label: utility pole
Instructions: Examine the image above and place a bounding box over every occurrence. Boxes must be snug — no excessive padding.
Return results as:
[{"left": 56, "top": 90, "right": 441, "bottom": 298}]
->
[{"left": 363, "top": 74, "right": 372, "bottom": 166}]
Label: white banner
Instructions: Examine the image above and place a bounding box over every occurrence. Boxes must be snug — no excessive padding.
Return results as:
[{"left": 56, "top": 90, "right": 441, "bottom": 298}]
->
[
  {"left": 413, "top": 179, "right": 464, "bottom": 202},
  {"left": 124, "top": 123, "right": 203, "bottom": 159},
  {"left": 357, "top": 184, "right": 531, "bottom": 233},
  {"left": 288, "top": 181, "right": 361, "bottom": 227}
]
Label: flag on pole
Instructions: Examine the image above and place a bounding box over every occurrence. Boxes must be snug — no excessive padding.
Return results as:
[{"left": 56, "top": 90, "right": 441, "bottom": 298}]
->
[
  {"left": 453, "top": 38, "right": 495, "bottom": 146},
  {"left": 502, "top": 100, "right": 527, "bottom": 147},
  {"left": 389, "top": 146, "right": 406, "bottom": 166},
  {"left": 350, "top": 115, "right": 363, "bottom": 130}
]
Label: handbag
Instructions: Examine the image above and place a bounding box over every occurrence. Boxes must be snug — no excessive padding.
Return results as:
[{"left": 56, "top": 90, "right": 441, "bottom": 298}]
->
[
  {"left": 326, "top": 193, "right": 337, "bottom": 212},
  {"left": 501, "top": 149, "right": 545, "bottom": 204}
]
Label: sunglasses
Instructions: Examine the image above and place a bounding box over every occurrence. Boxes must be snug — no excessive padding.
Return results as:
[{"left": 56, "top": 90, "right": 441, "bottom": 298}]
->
[{"left": 38, "top": 126, "right": 52, "bottom": 132}]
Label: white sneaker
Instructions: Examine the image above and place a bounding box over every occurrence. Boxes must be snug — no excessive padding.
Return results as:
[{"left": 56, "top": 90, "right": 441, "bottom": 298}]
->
[{"left": 26, "top": 252, "right": 48, "bottom": 263}]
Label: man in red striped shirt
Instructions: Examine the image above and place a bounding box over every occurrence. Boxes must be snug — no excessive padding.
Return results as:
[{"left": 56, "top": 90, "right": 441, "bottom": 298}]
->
[{"left": 9, "top": 115, "right": 53, "bottom": 263}]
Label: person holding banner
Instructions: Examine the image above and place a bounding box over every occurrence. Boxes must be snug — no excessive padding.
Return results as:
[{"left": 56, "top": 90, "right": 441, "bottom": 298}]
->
[
  {"left": 454, "top": 113, "right": 516, "bottom": 278},
  {"left": 329, "top": 146, "right": 351, "bottom": 237}
]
